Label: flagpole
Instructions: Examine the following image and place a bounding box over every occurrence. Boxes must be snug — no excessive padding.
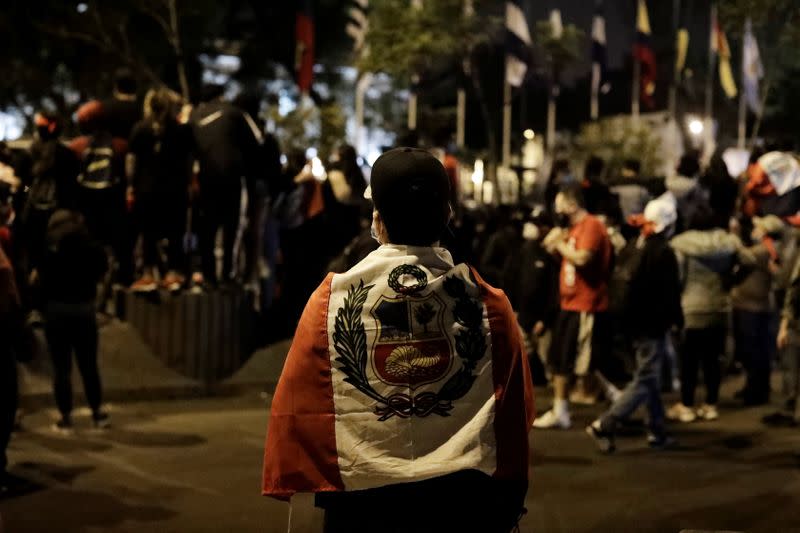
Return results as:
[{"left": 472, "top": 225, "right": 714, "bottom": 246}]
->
[
  {"left": 632, "top": 53, "right": 641, "bottom": 123},
  {"left": 704, "top": 3, "right": 716, "bottom": 150},
  {"left": 668, "top": 0, "right": 681, "bottom": 120},
  {"left": 591, "top": 64, "right": 599, "bottom": 121},
  {"left": 457, "top": 0, "right": 473, "bottom": 150},
  {"left": 546, "top": 84, "right": 556, "bottom": 153},
  {"left": 502, "top": 80, "right": 512, "bottom": 167},
  {"left": 737, "top": 21, "right": 747, "bottom": 149},
  {"left": 408, "top": 0, "right": 423, "bottom": 132}
]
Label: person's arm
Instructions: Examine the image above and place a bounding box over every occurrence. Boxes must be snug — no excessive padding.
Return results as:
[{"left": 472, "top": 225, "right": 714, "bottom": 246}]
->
[
  {"left": 554, "top": 240, "right": 593, "bottom": 267},
  {"left": 779, "top": 257, "right": 800, "bottom": 349}
]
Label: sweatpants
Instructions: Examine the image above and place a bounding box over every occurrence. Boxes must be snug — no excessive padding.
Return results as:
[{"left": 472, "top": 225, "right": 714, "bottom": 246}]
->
[
  {"left": 681, "top": 326, "right": 726, "bottom": 407},
  {"left": 197, "top": 178, "right": 245, "bottom": 284},
  {"left": 45, "top": 304, "right": 102, "bottom": 419}
]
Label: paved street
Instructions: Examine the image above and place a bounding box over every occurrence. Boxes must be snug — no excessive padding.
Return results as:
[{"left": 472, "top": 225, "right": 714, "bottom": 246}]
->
[{"left": 2, "top": 385, "right": 800, "bottom": 533}]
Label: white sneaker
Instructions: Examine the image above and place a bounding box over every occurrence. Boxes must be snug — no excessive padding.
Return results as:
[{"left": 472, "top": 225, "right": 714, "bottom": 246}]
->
[
  {"left": 666, "top": 403, "right": 697, "bottom": 423},
  {"left": 532, "top": 409, "right": 572, "bottom": 430},
  {"left": 696, "top": 404, "right": 719, "bottom": 421}
]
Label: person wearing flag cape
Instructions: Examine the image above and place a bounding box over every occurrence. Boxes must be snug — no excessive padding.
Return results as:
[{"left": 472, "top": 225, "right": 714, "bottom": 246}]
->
[{"left": 262, "top": 147, "right": 535, "bottom": 532}]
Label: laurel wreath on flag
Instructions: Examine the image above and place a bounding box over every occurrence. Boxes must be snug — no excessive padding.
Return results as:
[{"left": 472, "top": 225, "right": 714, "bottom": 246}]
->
[{"left": 333, "top": 274, "right": 485, "bottom": 422}]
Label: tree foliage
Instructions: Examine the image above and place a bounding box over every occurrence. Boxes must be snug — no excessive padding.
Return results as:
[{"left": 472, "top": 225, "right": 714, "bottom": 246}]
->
[{"left": 359, "top": 0, "right": 500, "bottom": 81}]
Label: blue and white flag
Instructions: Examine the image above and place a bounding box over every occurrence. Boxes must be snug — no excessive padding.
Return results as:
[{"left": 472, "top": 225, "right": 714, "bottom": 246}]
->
[
  {"left": 591, "top": 1, "right": 610, "bottom": 99},
  {"left": 742, "top": 18, "right": 764, "bottom": 115},
  {"left": 505, "top": 0, "right": 532, "bottom": 87}
]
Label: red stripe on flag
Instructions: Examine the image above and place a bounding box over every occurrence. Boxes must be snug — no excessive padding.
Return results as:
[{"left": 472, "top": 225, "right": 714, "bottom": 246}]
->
[
  {"left": 295, "top": 13, "right": 315, "bottom": 93},
  {"left": 634, "top": 43, "right": 657, "bottom": 109},
  {"left": 469, "top": 266, "right": 535, "bottom": 482},
  {"left": 262, "top": 273, "right": 343, "bottom": 500}
]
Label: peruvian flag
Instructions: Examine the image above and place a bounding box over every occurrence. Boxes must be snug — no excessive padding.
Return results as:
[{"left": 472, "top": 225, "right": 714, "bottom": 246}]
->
[
  {"left": 295, "top": 0, "right": 315, "bottom": 94},
  {"left": 262, "top": 245, "right": 535, "bottom": 500},
  {"left": 634, "top": 0, "right": 657, "bottom": 109}
]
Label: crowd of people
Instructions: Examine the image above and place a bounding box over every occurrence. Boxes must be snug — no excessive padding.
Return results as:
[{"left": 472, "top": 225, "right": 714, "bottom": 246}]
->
[{"left": 2, "top": 68, "right": 800, "bottom": 504}]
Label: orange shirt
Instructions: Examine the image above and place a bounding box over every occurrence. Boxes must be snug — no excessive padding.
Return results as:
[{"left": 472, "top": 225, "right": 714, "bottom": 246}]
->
[{"left": 559, "top": 214, "right": 612, "bottom": 313}]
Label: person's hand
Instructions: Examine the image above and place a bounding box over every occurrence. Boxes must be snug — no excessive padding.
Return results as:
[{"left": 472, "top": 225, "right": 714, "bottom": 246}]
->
[
  {"left": 768, "top": 260, "right": 781, "bottom": 275},
  {"left": 778, "top": 322, "right": 790, "bottom": 351},
  {"left": 28, "top": 269, "right": 38, "bottom": 286},
  {"left": 543, "top": 228, "right": 564, "bottom": 252},
  {"left": 533, "top": 321, "right": 545, "bottom": 337},
  {"left": 729, "top": 217, "right": 741, "bottom": 236}
]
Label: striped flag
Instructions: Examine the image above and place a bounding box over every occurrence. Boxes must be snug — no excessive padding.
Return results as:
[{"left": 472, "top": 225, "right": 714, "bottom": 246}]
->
[
  {"left": 346, "top": 0, "right": 369, "bottom": 54},
  {"left": 634, "top": 0, "right": 657, "bottom": 108},
  {"left": 262, "top": 246, "right": 535, "bottom": 499},
  {"left": 505, "top": 0, "right": 532, "bottom": 87},
  {"left": 591, "top": 0, "right": 610, "bottom": 119},
  {"left": 675, "top": 0, "right": 691, "bottom": 82},
  {"left": 743, "top": 18, "right": 764, "bottom": 114},
  {"left": 295, "top": 0, "right": 315, "bottom": 94},
  {"left": 712, "top": 13, "right": 737, "bottom": 99}
]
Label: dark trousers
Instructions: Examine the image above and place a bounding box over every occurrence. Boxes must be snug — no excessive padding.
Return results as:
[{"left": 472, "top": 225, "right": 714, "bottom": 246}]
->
[
  {"left": 198, "top": 180, "right": 243, "bottom": 284},
  {"left": 681, "top": 326, "right": 726, "bottom": 407},
  {"left": 733, "top": 309, "right": 773, "bottom": 401},
  {"left": 78, "top": 186, "right": 133, "bottom": 285},
  {"left": 45, "top": 305, "right": 102, "bottom": 418},
  {"left": 600, "top": 336, "right": 667, "bottom": 435},
  {"left": 135, "top": 191, "right": 188, "bottom": 273},
  {"left": 0, "top": 353, "right": 17, "bottom": 474},
  {"left": 317, "top": 471, "right": 527, "bottom": 533}
]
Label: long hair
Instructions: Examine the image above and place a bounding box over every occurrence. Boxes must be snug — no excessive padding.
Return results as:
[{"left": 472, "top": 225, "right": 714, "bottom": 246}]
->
[
  {"left": 143, "top": 87, "right": 178, "bottom": 136},
  {"left": 337, "top": 144, "right": 366, "bottom": 198}
]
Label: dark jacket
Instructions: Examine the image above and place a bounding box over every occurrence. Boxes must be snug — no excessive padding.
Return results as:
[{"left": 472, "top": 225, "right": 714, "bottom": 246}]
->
[
  {"left": 623, "top": 233, "right": 683, "bottom": 338},
  {"left": 39, "top": 210, "right": 107, "bottom": 305},
  {"left": 503, "top": 239, "right": 559, "bottom": 331}
]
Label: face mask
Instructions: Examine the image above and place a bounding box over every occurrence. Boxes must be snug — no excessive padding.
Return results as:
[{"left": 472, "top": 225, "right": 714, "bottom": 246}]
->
[
  {"left": 522, "top": 222, "right": 540, "bottom": 241},
  {"left": 370, "top": 219, "right": 382, "bottom": 244}
]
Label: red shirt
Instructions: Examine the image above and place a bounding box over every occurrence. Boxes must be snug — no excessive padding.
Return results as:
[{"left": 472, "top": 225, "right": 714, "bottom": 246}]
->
[{"left": 559, "top": 214, "right": 612, "bottom": 313}]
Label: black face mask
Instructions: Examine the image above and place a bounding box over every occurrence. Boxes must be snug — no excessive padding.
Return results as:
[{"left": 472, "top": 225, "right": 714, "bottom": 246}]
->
[{"left": 555, "top": 213, "right": 571, "bottom": 228}]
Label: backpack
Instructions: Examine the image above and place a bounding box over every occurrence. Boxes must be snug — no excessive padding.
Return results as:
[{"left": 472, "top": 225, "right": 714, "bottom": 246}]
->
[
  {"left": 77, "top": 134, "right": 118, "bottom": 190},
  {"left": 608, "top": 238, "right": 645, "bottom": 318}
]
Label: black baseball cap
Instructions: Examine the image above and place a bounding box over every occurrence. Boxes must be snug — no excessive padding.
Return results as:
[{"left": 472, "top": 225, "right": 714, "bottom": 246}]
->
[{"left": 365, "top": 147, "right": 451, "bottom": 245}]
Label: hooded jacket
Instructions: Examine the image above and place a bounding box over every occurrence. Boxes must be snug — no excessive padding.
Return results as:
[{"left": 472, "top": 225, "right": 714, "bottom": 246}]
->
[{"left": 671, "top": 229, "right": 756, "bottom": 328}]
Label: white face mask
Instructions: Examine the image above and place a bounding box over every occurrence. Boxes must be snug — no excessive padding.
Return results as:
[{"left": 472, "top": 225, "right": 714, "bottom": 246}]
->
[
  {"left": 370, "top": 217, "right": 382, "bottom": 244},
  {"left": 522, "top": 222, "right": 540, "bottom": 241}
]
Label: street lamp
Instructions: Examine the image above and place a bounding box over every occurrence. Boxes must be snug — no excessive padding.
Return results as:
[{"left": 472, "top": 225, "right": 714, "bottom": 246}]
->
[
  {"left": 523, "top": 129, "right": 535, "bottom": 140},
  {"left": 687, "top": 117, "right": 704, "bottom": 137}
]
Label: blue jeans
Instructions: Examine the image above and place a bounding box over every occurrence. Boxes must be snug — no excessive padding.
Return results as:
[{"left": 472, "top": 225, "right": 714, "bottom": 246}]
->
[{"left": 600, "top": 336, "right": 666, "bottom": 435}]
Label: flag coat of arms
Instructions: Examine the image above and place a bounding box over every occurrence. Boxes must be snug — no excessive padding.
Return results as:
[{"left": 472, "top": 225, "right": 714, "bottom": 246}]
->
[{"left": 262, "top": 245, "right": 535, "bottom": 500}]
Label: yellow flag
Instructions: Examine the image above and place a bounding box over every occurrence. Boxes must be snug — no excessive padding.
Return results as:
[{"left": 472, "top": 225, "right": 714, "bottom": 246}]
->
[
  {"left": 718, "top": 30, "right": 737, "bottom": 98},
  {"left": 675, "top": 29, "right": 689, "bottom": 76}
]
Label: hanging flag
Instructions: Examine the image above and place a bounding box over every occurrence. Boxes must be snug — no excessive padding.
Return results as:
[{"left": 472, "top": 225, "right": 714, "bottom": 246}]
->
[
  {"left": 295, "top": 0, "right": 315, "bottom": 94},
  {"left": 743, "top": 18, "right": 764, "bottom": 114},
  {"left": 505, "top": 0, "right": 532, "bottom": 87},
  {"left": 550, "top": 9, "right": 563, "bottom": 39},
  {"left": 715, "top": 22, "right": 737, "bottom": 99},
  {"left": 675, "top": 0, "right": 691, "bottom": 81},
  {"left": 634, "top": 0, "right": 657, "bottom": 108},
  {"left": 590, "top": 0, "right": 609, "bottom": 120},
  {"left": 346, "top": 0, "right": 369, "bottom": 54}
]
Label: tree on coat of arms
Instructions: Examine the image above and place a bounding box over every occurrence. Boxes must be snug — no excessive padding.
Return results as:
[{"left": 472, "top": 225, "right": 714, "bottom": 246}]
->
[{"left": 413, "top": 302, "right": 436, "bottom": 334}]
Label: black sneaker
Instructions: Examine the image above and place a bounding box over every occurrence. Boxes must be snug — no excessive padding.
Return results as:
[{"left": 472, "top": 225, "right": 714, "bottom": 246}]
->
[
  {"left": 92, "top": 412, "right": 111, "bottom": 430},
  {"left": 647, "top": 433, "right": 676, "bottom": 450},
  {"left": 762, "top": 412, "right": 797, "bottom": 427},
  {"left": 51, "top": 418, "right": 74, "bottom": 435},
  {"left": 585, "top": 421, "right": 616, "bottom": 454}
]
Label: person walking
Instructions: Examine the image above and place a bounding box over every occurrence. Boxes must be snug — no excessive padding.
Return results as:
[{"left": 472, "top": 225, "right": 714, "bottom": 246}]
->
[
  {"left": 586, "top": 194, "right": 683, "bottom": 452},
  {"left": 534, "top": 184, "right": 613, "bottom": 429}
]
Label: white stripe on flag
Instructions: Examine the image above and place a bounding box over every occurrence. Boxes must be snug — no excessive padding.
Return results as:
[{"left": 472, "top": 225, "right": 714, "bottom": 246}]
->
[
  {"left": 506, "top": 2, "right": 531, "bottom": 44},
  {"left": 506, "top": 55, "right": 527, "bottom": 87}
]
